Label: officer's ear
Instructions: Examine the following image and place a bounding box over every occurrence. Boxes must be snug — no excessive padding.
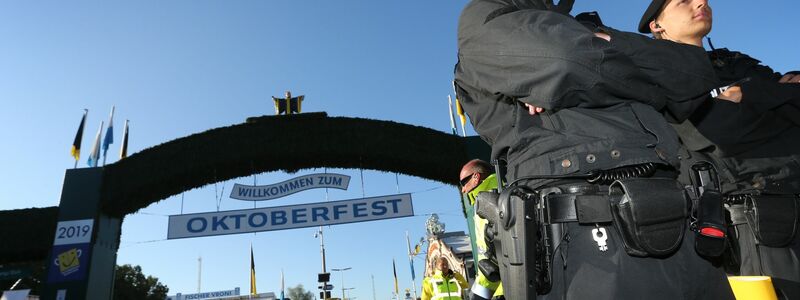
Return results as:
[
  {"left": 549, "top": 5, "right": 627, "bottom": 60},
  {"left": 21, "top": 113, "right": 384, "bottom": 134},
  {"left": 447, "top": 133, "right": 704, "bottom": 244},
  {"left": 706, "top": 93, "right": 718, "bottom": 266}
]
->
[{"left": 649, "top": 20, "right": 665, "bottom": 35}]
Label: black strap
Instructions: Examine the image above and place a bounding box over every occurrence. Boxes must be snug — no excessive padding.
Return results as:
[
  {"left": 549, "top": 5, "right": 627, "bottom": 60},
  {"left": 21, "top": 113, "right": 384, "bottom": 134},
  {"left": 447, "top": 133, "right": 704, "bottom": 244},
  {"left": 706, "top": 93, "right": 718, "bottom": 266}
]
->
[{"left": 544, "top": 193, "right": 613, "bottom": 224}]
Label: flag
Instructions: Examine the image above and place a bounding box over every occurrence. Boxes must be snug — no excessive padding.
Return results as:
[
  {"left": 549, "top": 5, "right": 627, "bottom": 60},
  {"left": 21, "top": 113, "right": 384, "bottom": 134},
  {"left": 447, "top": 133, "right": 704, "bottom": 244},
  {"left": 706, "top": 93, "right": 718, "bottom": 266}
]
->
[
  {"left": 447, "top": 95, "right": 457, "bottom": 135},
  {"left": 250, "top": 245, "right": 257, "bottom": 295},
  {"left": 71, "top": 110, "right": 88, "bottom": 161},
  {"left": 87, "top": 121, "right": 104, "bottom": 167},
  {"left": 119, "top": 120, "right": 129, "bottom": 159},
  {"left": 393, "top": 258, "right": 399, "bottom": 294},
  {"left": 102, "top": 106, "right": 114, "bottom": 151},
  {"left": 456, "top": 98, "right": 467, "bottom": 137},
  {"left": 280, "top": 269, "right": 285, "bottom": 300},
  {"left": 405, "top": 232, "right": 416, "bottom": 281},
  {"left": 412, "top": 237, "right": 425, "bottom": 256},
  {"left": 101, "top": 106, "right": 115, "bottom": 163}
]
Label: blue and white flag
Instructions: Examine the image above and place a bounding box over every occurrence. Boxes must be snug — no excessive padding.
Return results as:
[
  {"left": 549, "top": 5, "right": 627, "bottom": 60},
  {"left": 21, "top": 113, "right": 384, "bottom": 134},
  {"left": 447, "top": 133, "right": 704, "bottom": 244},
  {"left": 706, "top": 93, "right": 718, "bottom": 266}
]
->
[
  {"left": 102, "top": 106, "right": 115, "bottom": 161},
  {"left": 87, "top": 121, "right": 104, "bottom": 167}
]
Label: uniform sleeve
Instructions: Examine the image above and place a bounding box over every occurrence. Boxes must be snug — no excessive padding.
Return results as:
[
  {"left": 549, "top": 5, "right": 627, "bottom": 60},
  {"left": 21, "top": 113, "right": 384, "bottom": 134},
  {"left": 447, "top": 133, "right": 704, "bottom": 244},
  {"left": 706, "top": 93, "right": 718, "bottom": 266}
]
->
[
  {"left": 456, "top": 1, "right": 666, "bottom": 111},
  {"left": 421, "top": 277, "right": 433, "bottom": 300},
  {"left": 455, "top": 272, "right": 470, "bottom": 291},
  {"left": 740, "top": 75, "right": 800, "bottom": 115},
  {"left": 602, "top": 28, "right": 719, "bottom": 122}
]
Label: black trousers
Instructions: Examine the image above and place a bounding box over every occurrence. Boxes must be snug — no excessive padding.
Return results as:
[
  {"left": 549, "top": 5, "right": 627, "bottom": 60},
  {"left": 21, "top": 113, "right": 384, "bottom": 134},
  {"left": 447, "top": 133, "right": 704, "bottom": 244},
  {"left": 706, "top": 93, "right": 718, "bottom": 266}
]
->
[
  {"left": 541, "top": 222, "right": 735, "bottom": 300},
  {"left": 733, "top": 222, "right": 800, "bottom": 299}
]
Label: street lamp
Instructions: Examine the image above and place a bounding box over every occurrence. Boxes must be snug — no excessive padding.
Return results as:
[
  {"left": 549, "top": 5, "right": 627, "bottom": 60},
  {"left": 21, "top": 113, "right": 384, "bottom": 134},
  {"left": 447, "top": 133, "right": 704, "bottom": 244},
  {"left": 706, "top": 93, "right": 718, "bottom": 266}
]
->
[
  {"left": 343, "top": 288, "right": 356, "bottom": 300},
  {"left": 331, "top": 267, "right": 352, "bottom": 300}
]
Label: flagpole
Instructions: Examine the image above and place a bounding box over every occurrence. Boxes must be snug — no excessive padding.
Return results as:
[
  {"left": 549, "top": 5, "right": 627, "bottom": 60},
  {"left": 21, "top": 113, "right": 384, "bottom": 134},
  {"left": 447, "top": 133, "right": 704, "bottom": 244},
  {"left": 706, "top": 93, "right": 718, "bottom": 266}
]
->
[
  {"left": 371, "top": 274, "right": 377, "bottom": 300},
  {"left": 406, "top": 231, "right": 418, "bottom": 300},
  {"left": 448, "top": 95, "right": 457, "bottom": 135}
]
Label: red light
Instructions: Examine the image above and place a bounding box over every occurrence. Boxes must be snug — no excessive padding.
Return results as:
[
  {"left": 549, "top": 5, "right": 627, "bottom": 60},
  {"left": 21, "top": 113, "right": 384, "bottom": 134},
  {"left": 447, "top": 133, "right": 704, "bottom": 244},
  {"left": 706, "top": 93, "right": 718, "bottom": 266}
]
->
[{"left": 700, "top": 227, "right": 725, "bottom": 238}]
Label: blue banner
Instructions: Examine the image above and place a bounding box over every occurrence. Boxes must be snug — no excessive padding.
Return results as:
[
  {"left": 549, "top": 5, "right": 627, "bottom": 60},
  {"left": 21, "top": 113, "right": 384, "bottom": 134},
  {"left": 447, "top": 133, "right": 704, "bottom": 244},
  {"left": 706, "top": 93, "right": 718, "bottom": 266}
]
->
[{"left": 168, "top": 193, "right": 413, "bottom": 239}]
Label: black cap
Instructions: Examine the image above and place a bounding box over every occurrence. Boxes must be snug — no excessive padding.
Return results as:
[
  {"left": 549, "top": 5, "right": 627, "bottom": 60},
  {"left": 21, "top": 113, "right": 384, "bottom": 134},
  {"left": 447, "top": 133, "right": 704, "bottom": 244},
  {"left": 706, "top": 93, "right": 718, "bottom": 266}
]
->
[{"left": 639, "top": 0, "right": 667, "bottom": 33}]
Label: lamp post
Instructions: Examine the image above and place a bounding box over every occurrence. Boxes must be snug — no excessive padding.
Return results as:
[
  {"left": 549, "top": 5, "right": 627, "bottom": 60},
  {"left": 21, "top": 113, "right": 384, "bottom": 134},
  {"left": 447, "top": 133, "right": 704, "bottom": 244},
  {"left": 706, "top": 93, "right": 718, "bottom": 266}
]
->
[
  {"left": 343, "top": 288, "right": 356, "bottom": 300},
  {"left": 331, "top": 267, "right": 352, "bottom": 300}
]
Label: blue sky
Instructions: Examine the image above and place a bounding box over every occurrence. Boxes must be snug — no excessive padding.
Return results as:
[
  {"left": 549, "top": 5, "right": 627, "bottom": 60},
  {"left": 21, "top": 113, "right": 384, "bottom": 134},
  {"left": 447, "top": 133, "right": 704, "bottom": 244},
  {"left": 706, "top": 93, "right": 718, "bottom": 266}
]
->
[{"left": 0, "top": 0, "right": 797, "bottom": 299}]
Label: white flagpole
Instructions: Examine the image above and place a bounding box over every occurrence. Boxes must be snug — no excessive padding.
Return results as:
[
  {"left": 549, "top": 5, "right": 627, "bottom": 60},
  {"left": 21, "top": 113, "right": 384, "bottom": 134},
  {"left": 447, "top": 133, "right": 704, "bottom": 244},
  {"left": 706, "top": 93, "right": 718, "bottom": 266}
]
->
[
  {"left": 448, "top": 95, "right": 457, "bottom": 135},
  {"left": 406, "top": 231, "right": 418, "bottom": 300}
]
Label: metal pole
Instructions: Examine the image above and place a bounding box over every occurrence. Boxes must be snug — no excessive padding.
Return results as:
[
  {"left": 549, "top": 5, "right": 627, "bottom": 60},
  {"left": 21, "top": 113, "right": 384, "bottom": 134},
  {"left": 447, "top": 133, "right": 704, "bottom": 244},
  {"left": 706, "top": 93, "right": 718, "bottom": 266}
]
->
[
  {"left": 372, "top": 274, "right": 377, "bottom": 300},
  {"left": 198, "top": 256, "right": 202, "bottom": 293},
  {"left": 360, "top": 168, "right": 366, "bottom": 197},
  {"left": 320, "top": 228, "right": 327, "bottom": 272},
  {"left": 405, "top": 232, "right": 418, "bottom": 300},
  {"left": 332, "top": 268, "right": 351, "bottom": 300},
  {"left": 341, "top": 270, "right": 345, "bottom": 300}
]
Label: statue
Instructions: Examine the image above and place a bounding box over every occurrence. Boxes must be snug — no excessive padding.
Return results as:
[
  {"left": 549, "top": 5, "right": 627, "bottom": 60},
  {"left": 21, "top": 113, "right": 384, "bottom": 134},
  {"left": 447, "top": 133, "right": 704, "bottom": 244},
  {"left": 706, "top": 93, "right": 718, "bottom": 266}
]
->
[
  {"left": 272, "top": 90, "right": 304, "bottom": 115},
  {"left": 426, "top": 214, "right": 445, "bottom": 237}
]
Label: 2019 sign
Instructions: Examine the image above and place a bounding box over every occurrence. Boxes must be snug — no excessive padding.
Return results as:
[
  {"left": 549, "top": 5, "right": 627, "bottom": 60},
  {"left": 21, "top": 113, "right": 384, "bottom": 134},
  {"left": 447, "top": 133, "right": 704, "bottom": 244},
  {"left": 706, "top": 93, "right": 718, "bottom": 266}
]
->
[{"left": 52, "top": 219, "right": 93, "bottom": 246}]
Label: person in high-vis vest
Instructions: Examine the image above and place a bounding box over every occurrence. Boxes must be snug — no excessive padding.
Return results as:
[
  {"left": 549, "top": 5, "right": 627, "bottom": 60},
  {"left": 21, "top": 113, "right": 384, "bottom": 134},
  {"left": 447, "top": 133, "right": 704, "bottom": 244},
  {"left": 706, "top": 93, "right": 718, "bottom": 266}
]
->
[
  {"left": 459, "top": 159, "right": 503, "bottom": 300},
  {"left": 422, "top": 256, "right": 469, "bottom": 300}
]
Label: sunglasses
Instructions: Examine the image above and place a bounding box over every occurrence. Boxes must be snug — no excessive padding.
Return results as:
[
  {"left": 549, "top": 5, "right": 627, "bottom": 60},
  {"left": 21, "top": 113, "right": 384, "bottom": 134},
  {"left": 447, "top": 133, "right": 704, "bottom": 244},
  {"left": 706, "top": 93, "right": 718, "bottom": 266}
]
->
[{"left": 459, "top": 174, "right": 474, "bottom": 187}]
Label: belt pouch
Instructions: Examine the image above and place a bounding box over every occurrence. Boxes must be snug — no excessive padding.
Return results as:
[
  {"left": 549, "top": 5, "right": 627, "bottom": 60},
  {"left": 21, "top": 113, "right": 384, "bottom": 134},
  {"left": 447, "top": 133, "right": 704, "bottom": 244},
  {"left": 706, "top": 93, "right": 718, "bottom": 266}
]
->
[
  {"left": 745, "top": 195, "right": 798, "bottom": 247},
  {"left": 694, "top": 189, "right": 727, "bottom": 257},
  {"left": 609, "top": 178, "right": 688, "bottom": 257}
]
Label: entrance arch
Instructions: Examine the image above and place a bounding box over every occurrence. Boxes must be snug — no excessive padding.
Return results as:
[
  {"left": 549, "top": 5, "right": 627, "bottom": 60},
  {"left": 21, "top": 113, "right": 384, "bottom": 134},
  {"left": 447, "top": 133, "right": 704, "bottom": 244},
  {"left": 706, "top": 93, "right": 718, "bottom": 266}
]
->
[
  {"left": 2, "top": 112, "right": 489, "bottom": 298},
  {"left": 101, "top": 112, "right": 484, "bottom": 217}
]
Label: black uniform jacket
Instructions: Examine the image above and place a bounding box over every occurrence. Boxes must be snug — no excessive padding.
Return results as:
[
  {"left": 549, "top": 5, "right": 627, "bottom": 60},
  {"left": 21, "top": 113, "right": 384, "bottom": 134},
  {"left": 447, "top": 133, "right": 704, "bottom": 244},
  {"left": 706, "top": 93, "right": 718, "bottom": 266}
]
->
[
  {"left": 681, "top": 49, "right": 800, "bottom": 194},
  {"left": 692, "top": 48, "right": 800, "bottom": 158},
  {"left": 454, "top": 0, "right": 718, "bottom": 186}
]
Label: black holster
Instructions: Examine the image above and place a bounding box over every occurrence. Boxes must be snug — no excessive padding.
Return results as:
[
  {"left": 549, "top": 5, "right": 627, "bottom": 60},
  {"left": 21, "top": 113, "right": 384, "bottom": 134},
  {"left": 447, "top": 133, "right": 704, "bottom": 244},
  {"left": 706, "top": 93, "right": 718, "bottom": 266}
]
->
[
  {"left": 609, "top": 178, "right": 688, "bottom": 257},
  {"left": 689, "top": 161, "right": 728, "bottom": 257},
  {"left": 475, "top": 186, "right": 541, "bottom": 300},
  {"left": 693, "top": 189, "right": 727, "bottom": 257},
  {"left": 745, "top": 195, "right": 799, "bottom": 247}
]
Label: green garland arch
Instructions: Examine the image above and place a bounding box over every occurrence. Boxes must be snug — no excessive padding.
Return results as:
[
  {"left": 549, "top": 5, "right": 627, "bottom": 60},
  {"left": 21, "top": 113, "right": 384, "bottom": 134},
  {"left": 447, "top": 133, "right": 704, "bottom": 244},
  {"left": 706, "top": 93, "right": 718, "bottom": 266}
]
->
[{"left": 1, "top": 113, "right": 489, "bottom": 264}]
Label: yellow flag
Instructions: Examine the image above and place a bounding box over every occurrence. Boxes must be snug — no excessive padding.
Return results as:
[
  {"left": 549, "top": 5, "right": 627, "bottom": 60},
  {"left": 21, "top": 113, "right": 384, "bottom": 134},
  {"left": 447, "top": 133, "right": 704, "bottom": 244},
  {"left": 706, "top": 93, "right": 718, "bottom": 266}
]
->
[
  {"left": 455, "top": 98, "right": 467, "bottom": 136},
  {"left": 71, "top": 110, "right": 87, "bottom": 161},
  {"left": 393, "top": 259, "right": 399, "bottom": 294},
  {"left": 250, "top": 245, "right": 257, "bottom": 295}
]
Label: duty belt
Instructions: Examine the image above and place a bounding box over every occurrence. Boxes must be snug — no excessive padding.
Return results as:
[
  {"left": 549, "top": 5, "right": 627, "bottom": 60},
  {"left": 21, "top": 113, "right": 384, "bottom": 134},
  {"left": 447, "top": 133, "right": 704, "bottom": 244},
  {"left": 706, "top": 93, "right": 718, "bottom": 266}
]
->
[
  {"left": 725, "top": 194, "right": 753, "bottom": 205},
  {"left": 539, "top": 185, "right": 615, "bottom": 225}
]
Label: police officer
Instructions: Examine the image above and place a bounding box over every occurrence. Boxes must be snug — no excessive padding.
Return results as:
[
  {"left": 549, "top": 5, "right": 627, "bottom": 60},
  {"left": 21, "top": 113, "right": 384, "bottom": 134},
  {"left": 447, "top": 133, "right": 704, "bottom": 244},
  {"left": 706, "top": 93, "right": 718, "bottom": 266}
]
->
[
  {"left": 455, "top": 0, "right": 734, "bottom": 299},
  {"left": 459, "top": 159, "right": 503, "bottom": 300},
  {"left": 421, "top": 257, "right": 469, "bottom": 300},
  {"left": 639, "top": 0, "right": 800, "bottom": 289}
]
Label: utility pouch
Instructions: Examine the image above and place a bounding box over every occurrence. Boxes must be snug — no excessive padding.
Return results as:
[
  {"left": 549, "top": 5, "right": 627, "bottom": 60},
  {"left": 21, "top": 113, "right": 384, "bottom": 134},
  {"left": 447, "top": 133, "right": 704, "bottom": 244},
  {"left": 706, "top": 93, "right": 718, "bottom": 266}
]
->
[
  {"left": 477, "top": 259, "right": 501, "bottom": 282},
  {"left": 693, "top": 189, "right": 727, "bottom": 257},
  {"left": 609, "top": 178, "right": 688, "bottom": 257},
  {"left": 745, "top": 195, "right": 799, "bottom": 247}
]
